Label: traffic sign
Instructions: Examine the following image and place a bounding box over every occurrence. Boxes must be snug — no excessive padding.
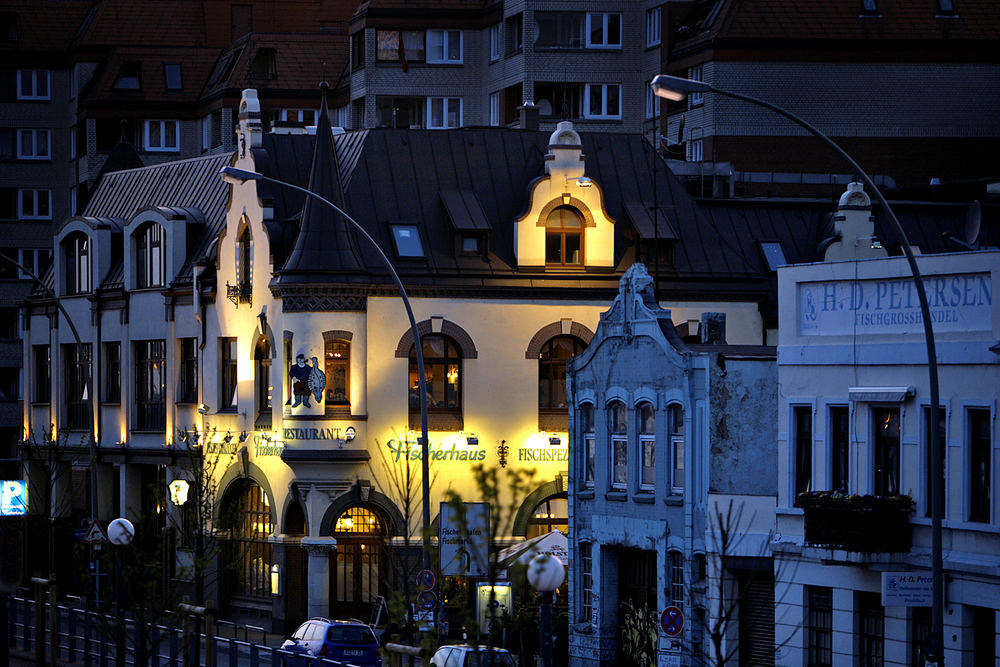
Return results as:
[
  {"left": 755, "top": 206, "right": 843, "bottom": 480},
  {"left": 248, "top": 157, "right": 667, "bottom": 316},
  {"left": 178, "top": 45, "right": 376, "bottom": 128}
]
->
[
  {"left": 922, "top": 633, "right": 942, "bottom": 663},
  {"left": 416, "top": 569, "right": 436, "bottom": 591},
  {"left": 660, "top": 606, "right": 684, "bottom": 636},
  {"left": 418, "top": 590, "right": 438, "bottom": 611},
  {"left": 82, "top": 520, "right": 107, "bottom": 544}
]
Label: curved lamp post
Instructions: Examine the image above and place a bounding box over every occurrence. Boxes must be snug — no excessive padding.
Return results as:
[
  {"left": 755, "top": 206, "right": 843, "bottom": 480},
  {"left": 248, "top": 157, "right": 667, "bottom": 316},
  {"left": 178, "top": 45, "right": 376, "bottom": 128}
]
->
[
  {"left": 218, "top": 166, "right": 432, "bottom": 569},
  {"left": 651, "top": 74, "right": 944, "bottom": 660},
  {"left": 527, "top": 553, "right": 564, "bottom": 667},
  {"left": 108, "top": 517, "right": 135, "bottom": 667}
]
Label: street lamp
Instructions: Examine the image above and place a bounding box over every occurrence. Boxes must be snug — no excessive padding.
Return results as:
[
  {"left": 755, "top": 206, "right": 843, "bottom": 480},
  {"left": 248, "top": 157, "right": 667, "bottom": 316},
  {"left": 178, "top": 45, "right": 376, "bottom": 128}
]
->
[
  {"left": 527, "top": 553, "right": 564, "bottom": 667},
  {"left": 108, "top": 517, "right": 135, "bottom": 667},
  {"left": 218, "top": 165, "right": 433, "bottom": 568},
  {"left": 651, "top": 74, "right": 945, "bottom": 661}
]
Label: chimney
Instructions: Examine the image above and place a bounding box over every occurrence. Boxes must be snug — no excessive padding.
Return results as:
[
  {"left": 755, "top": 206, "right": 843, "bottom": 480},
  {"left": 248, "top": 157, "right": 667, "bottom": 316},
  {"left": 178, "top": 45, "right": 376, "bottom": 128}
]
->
[
  {"left": 519, "top": 101, "right": 539, "bottom": 131},
  {"left": 700, "top": 312, "right": 726, "bottom": 344}
]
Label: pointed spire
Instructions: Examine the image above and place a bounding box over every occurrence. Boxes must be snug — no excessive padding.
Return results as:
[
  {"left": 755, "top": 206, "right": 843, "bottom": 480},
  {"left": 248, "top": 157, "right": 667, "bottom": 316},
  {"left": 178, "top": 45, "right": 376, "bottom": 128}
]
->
[{"left": 281, "top": 81, "right": 365, "bottom": 279}]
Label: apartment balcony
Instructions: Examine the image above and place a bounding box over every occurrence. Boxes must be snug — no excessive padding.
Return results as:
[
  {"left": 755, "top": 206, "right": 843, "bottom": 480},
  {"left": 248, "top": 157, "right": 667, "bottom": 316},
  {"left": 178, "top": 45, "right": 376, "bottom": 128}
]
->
[{"left": 795, "top": 491, "right": 914, "bottom": 553}]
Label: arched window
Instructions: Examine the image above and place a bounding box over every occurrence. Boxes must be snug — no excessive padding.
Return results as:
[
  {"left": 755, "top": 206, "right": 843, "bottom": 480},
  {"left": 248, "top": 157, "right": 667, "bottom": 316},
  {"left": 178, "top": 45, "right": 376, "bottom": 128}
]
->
[
  {"left": 135, "top": 223, "right": 164, "bottom": 288},
  {"left": 579, "top": 403, "right": 595, "bottom": 489},
  {"left": 254, "top": 337, "right": 272, "bottom": 422},
  {"left": 545, "top": 206, "right": 583, "bottom": 267},
  {"left": 332, "top": 506, "right": 387, "bottom": 620},
  {"left": 638, "top": 402, "right": 655, "bottom": 491},
  {"left": 238, "top": 226, "right": 251, "bottom": 291},
  {"left": 325, "top": 339, "right": 350, "bottom": 405},
  {"left": 527, "top": 494, "right": 567, "bottom": 539},
  {"left": 539, "top": 335, "right": 586, "bottom": 428},
  {"left": 609, "top": 400, "right": 627, "bottom": 490},
  {"left": 63, "top": 233, "right": 90, "bottom": 295},
  {"left": 409, "top": 334, "right": 462, "bottom": 427},
  {"left": 221, "top": 481, "right": 273, "bottom": 600},
  {"left": 669, "top": 404, "right": 684, "bottom": 493}
]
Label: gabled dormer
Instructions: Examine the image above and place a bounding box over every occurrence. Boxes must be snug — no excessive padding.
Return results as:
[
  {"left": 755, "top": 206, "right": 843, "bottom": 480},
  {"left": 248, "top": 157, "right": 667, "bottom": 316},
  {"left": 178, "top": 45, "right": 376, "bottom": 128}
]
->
[
  {"left": 54, "top": 217, "right": 121, "bottom": 297},
  {"left": 124, "top": 206, "right": 204, "bottom": 290},
  {"left": 515, "top": 121, "right": 615, "bottom": 270}
]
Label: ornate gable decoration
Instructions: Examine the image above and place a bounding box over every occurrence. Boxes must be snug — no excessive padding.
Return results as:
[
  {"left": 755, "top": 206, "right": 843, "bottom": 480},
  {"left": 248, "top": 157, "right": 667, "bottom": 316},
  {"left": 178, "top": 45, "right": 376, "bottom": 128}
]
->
[{"left": 515, "top": 121, "right": 615, "bottom": 269}]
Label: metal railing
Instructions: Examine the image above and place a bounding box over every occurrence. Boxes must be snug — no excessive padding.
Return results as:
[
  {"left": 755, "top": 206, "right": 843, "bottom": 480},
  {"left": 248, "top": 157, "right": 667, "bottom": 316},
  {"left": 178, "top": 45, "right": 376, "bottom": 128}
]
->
[{"left": 5, "top": 595, "right": 364, "bottom": 667}]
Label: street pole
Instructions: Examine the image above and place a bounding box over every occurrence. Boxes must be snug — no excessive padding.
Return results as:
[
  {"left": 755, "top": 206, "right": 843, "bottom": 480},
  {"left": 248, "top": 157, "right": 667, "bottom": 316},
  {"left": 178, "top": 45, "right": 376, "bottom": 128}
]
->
[
  {"left": 219, "top": 167, "right": 433, "bottom": 570},
  {"left": 652, "top": 75, "right": 945, "bottom": 663}
]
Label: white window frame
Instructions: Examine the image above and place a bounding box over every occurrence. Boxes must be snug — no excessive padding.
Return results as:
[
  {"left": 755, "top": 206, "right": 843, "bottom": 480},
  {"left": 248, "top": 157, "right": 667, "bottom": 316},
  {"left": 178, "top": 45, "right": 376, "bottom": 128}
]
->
[
  {"left": 585, "top": 13, "right": 622, "bottom": 49},
  {"left": 489, "top": 23, "right": 502, "bottom": 61},
  {"left": 17, "top": 129, "right": 50, "bottom": 160},
  {"left": 143, "top": 119, "right": 180, "bottom": 152},
  {"left": 580, "top": 403, "right": 595, "bottom": 489},
  {"left": 583, "top": 84, "right": 621, "bottom": 120},
  {"left": 688, "top": 138, "right": 703, "bottom": 162},
  {"left": 18, "top": 189, "right": 51, "bottom": 219},
  {"left": 427, "top": 29, "right": 463, "bottom": 64},
  {"left": 669, "top": 403, "right": 685, "bottom": 494},
  {"left": 17, "top": 70, "right": 50, "bottom": 100},
  {"left": 639, "top": 403, "right": 656, "bottom": 491},
  {"left": 609, "top": 401, "right": 627, "bottom": 490},
  {"left": 688, "top": 65, "right": 704, "bottom": 106},
  {"left": 280, "top": 109, "right": 318, "bottom": 125},
  {"left": 135, "top": 223, "right": 165, "bottom": 289},
  {"left": 426, "top": 97, "right": 462, "bottom": 129},
  {"left": 489, "top": 92, "right": 500, "bottom": 127},
  {"left": 646, "top": 7, "right": 661, "bottom": 47}
]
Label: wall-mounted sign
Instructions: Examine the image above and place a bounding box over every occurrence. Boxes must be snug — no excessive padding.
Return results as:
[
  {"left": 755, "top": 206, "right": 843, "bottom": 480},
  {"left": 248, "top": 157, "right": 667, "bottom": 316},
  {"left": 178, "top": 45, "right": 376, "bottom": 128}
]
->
[
  {"left": 0, "top": 480, "right": 27, "bottom": 516},
  {"left": 881, "top": 572, "right": 933, "bottom": 607},
  {"left": 798, "top": 272, "right": 992, "bottom": 336},
  {"left": 477, "top": 583, "right": 511, "bottom": 635},
  {"left": 283, "top": 426, "right": 356, "bottom": 444},
  {"left": 386, "top": 438, "right": 487, "bottom": 463},
  {"left": 253, "top": 433, "right": 285, "bottom": 456},
  {"left": 440, "top": 501, "right": 489, "bottom": 577}
]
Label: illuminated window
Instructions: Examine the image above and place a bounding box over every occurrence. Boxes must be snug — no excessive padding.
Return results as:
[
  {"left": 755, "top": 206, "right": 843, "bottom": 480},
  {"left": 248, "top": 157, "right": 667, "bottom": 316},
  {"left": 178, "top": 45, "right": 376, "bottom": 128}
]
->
[
  {"left": 332, "top": 506, "right": 385, "bottom": 613},
  {"left": 539, "top": 335, "right": 585, "bottom": 413},
  {"left": 639, "top": 402, "right": 655, "bottom": 491},
  {"left": 134, "top": 340, "right": 166, "bottom": 431},
  {"left": 545, "top": 206, "right": 583, "bottom": 267},
  {"left": 334, "top": 506, "right": 383, "bottom": 534},
  {"left": 325, "top": 339, "right": 350, "bottom": 405},
  {"left": 609, "top": 400, "right": 627, "bottom": 489},
  {"left": 222, "top": 481, "right": 273, "bottom": 598},
  {"left": 135, "top": 223, "right": 165, "bottom": 288},
  {"left": 527, "top": 495, "right": 567, "bottom": 539},
  {"left": 409, "top": 334, "right": 462, "bottom": 415}
]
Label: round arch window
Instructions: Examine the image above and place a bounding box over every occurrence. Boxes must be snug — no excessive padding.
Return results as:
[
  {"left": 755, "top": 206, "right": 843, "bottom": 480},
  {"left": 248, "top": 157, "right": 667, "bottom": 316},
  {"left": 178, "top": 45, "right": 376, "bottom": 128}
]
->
[{"left": 545, "top": 206, "right": 583, "bottom": 267}]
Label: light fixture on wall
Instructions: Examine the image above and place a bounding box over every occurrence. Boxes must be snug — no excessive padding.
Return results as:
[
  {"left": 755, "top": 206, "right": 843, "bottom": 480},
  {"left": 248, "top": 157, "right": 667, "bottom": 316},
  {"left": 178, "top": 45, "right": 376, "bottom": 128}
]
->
[
  {"left": 564, "top": 176, "right": 593, "bottom": 188},
  {"left": 197, "top": 404, "right": 211, "bottom": 415},
  {"left": 270, "top": 564, "right": 280, "bottom": 596},
  {"left": 238, "top": 431, "right": 249, "bottom": 443},
  {"left": 168, "top": 479, "right": 190, "bottom": 506},
  {"left": 258, "top": 307, "right": 267, "bottom": 333}
]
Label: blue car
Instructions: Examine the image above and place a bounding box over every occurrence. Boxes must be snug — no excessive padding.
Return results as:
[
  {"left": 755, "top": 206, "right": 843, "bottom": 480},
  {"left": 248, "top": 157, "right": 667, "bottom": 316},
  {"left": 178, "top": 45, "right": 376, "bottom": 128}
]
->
[{"left": 280, "top": 618, "right": 382, "bottom": 666}]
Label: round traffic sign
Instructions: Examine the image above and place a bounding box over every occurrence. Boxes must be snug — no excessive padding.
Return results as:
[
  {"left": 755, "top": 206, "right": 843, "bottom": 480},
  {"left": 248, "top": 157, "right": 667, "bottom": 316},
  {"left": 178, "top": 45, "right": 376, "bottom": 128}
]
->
[
  {"left": 418, "top": 590, "right": 438, "bottom": 611},
  {"left": 660, "top": 606, "right": 684, "bottom": 636},
  {"left": 922, "top": 632, "right": 942, "bottom": 663},
  {"left": 416, "top": 569, "right": 436, "bottom": 591}
]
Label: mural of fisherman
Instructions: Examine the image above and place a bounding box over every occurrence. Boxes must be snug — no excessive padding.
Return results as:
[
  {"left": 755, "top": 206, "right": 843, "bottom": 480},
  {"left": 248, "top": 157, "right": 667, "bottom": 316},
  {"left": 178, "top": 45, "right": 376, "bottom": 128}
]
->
[{"left": 289, "top": 353, "right": 327, "bottom": 408}]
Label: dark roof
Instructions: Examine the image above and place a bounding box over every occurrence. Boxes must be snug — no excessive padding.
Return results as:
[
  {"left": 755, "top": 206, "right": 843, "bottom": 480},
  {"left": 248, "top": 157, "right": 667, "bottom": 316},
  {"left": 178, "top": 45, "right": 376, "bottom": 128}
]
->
[
  {"left": 279, "top": 89, "right": 365, "bottom": 282},
  {"left": 440, "top": 190, "right": 491, "bottom": 232},
  {"left": 0, "top": 0, "right": 92, "bottom": 55},
  {"left": 84, "top": 47, "right": 221, "bottom": 109}
]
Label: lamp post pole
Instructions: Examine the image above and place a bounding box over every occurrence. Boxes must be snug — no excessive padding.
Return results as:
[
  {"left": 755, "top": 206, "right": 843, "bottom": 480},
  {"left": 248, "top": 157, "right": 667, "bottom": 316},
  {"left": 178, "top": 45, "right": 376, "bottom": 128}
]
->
[
  {"left": 219, "top": 166, "right": 432, "bottom": 569},
  {"left": 651, "top": 74, "right": 944, "bottom": 662}
]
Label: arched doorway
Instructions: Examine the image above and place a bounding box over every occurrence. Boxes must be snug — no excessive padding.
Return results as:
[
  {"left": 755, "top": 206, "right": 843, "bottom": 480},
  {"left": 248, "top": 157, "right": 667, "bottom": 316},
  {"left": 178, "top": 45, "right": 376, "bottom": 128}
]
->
[
  {"left": 330, "top": 505, "right": 389, "bottom": 620},
  {"left": 219, "top": 479, "right": 274, "bottom": 616}
]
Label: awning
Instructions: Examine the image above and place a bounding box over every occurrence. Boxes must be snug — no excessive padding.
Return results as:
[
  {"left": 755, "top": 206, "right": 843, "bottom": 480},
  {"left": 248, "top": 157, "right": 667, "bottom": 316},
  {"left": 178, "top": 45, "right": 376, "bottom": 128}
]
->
[
  {"left": 497, "top": 529, "right": 568, "bottom": 567},
  {"left": 848, "top": 386, "right": 914, "bottom": 402}
]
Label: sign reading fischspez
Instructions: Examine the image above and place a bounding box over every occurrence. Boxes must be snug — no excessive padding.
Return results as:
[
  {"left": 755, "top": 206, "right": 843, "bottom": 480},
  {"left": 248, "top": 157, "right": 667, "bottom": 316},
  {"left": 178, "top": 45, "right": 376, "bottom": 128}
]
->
[{"left": 798, "top": 272, "right": 992, "bottom": 335}]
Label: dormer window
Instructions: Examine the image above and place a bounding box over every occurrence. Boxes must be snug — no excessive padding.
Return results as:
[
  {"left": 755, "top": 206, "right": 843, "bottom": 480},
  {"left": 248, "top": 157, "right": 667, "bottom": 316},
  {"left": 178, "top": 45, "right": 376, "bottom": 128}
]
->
[
  {"left": 250, "top": 48, "right": 277, "bottom": 80},
  {"left": 545, "top": 206, "right": 583, "bottom": 267},
  {"left": 115, "top": 61, "right": 142, "bottom": 90},
  {"left": 164, "top": 63, "right": 183, "bottom": 90},
  {"left": 135, "top": 223, "right": 164, "bottom": 288},
  {"left": 63, "top": 233, "right": 90, "bottom": 295}
]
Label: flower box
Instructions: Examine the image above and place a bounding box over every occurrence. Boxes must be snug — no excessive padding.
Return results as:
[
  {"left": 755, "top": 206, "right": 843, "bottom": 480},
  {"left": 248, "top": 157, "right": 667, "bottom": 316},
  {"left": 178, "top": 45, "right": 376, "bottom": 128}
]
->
[{"left": 795, "top": 491, "right": 914, "bottom": 552}]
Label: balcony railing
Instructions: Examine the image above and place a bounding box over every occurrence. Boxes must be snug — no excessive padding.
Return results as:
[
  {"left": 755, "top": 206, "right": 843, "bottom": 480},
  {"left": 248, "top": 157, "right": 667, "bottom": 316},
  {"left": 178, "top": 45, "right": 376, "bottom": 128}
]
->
[
  {"left": 795, "top": 491, "right": 914, "bottom": 553},
  {"left": 226, "top": 281, "right": 252, "bottom": 308}
]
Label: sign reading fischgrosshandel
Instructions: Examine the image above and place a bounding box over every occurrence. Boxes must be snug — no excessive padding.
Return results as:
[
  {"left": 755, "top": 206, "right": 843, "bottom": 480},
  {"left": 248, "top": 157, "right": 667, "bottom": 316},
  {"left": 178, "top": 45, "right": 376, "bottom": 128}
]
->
[{"left": 799, "top": 272, "right": 992, "bottom": 335}]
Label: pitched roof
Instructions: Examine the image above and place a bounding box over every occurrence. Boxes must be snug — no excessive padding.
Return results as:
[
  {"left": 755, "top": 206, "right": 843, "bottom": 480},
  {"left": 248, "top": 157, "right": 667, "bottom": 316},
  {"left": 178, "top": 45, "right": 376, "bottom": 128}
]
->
[
  {"left": 74, "top": 0, "right": 208, "bottom": 48},
  {"left": 0, "top": 0, "right": 92, "bottom": 55},
  {"left": 83, "top": 47, "right": 220, "bottom": 108}
]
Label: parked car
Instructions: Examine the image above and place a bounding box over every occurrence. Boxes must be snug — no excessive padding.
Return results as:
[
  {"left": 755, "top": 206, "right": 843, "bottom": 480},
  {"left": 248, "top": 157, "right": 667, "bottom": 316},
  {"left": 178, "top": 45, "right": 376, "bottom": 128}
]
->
[
  {"left": 280, "top": 618, "right": 382, "bottom": 666},
  {"left": 430, "top": 645, "right": 517, "bottom": 667}
]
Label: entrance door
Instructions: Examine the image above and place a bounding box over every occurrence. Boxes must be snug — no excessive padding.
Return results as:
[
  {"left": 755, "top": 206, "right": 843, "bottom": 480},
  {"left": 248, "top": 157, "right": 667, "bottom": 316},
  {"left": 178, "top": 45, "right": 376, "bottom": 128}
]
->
[
  {"left": 329, "top": 506, "right": 388, "bottom": 620},
  {"left": 617, "top": 548, "right": 657, "bottom": 667}
]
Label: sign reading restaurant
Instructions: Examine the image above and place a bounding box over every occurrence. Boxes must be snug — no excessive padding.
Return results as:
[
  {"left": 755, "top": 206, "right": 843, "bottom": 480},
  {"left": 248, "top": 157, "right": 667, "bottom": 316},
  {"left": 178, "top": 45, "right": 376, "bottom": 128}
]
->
[{"left": 799, "top": 272, "right": 992, "bottom": 335}]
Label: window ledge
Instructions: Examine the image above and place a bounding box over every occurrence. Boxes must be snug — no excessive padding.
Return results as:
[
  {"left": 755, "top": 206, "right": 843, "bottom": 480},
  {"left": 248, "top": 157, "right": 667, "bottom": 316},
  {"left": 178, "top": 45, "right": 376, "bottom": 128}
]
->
[
  {"left": 605, "top": 490, "right": 627, "bottom": 502},
  {"left": 100, "top": 401, "right": 121, "bottom": 406},
  {"left": 632, "top": 493, "right": 654, "bottom": 504},
  {"left": 664, "top": 496, "right": 683, "bottom": 506},
  {"left": 578, "top": 489, "right": 595, "bottom": 500},
  {"left": 776, "top": 506, "right": 804, "bottom": 516}
]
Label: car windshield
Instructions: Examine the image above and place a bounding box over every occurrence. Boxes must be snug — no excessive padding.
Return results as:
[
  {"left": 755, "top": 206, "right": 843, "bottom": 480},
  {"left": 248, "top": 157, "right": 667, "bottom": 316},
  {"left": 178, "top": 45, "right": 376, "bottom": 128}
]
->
[
  {"left": 465, "top": 652, "right": 515, "bottom": 667},
  {"left": 327, "top": 625, "right": 375, "bottom": 645}
]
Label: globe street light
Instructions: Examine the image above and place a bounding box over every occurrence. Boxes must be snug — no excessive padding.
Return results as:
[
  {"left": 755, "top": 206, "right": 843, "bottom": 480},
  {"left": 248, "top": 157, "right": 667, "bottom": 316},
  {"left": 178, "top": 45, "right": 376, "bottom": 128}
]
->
[
  {"left": 108, "top": 517, "right": 135, "bottom": 667},
  {"left": 651, "top": 73, "right": 945, "bottom": 660},
  {"left": 527, "top": 553, "right": 564, "bottom": 667},
  {"left": 219, "top": 165, "right": 433, "bottom": 569}
]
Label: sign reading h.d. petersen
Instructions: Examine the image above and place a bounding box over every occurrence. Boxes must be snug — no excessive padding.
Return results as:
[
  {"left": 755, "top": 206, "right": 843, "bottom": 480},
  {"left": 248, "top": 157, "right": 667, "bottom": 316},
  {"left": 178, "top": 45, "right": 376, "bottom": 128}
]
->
[{"left": 799, "top": 272, "right": 992, "bottom": 335}]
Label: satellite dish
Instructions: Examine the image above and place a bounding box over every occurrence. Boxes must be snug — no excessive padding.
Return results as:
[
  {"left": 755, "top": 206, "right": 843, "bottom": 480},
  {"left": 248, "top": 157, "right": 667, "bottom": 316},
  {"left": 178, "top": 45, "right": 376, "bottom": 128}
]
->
[{"left": 964, "top": 200, "right": 981, "bottom": 248}]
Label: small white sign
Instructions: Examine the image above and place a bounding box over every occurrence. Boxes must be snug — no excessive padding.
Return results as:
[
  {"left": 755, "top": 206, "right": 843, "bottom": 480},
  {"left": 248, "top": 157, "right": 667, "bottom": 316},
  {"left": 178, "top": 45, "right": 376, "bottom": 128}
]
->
[
  {"left": 439, "top": 502, "right": 489, "bottom": 577},
  {"left": 0, "top": 480, "right": 26, "bottom": 516},
  {"left": 882, "top": 572, "right": 933, "bottom": 607}
]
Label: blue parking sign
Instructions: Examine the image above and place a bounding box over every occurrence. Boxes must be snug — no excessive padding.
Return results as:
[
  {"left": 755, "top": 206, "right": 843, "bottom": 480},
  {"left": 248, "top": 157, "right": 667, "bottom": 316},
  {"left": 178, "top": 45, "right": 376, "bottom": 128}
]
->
[{"left": 0, "top": 480, "right": 27, "bottom": 516}]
